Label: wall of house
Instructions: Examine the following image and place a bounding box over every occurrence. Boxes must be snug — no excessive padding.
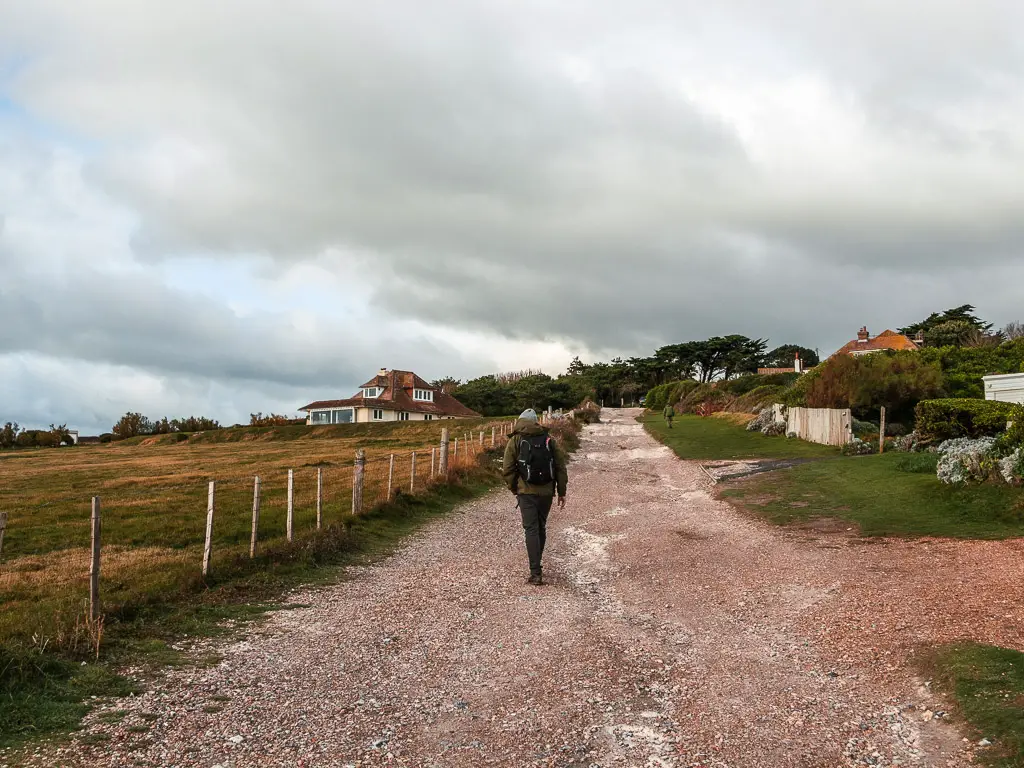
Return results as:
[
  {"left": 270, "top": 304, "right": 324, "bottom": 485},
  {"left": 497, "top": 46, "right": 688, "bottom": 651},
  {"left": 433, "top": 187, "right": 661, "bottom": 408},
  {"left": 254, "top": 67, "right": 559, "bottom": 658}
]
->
[
  {"left": 984, "top": 373, "right": 1024, "bottom": 404},
  {"left": 306, "top": 405, "right": 465, "bottom": 425}
]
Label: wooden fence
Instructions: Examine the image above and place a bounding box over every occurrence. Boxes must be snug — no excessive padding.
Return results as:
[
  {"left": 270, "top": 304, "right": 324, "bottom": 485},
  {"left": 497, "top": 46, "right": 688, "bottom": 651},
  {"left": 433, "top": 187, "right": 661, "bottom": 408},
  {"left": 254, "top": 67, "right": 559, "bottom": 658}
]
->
[
  {"left": 0, "top": 420, "right": 519, "bottom": 631},
  {"left": 786, "top": 406, "right": 852, "bottom": 447}
]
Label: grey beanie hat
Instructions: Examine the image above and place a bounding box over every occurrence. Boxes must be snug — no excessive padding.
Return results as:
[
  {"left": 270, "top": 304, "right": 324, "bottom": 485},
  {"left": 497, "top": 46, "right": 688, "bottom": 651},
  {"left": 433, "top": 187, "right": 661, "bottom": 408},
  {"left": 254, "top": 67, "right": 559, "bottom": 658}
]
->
[{"left": 519, "top": 409, "right": 539, "bottom": 422}]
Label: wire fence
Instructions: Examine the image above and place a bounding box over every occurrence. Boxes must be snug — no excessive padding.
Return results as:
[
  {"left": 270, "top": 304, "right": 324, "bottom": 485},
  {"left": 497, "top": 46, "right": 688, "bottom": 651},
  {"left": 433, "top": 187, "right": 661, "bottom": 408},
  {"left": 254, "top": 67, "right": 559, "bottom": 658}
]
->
[{"left": 0, "top": 421, "right": 519, "bottom": 625}]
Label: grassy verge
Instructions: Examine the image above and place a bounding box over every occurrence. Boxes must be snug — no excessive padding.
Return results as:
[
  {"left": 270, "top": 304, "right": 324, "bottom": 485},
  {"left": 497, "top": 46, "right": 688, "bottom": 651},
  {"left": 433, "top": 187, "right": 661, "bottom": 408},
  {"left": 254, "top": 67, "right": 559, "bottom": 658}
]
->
[
  {"left": 922, "top": 643, "right": 1024, "bottom": 766},
  {"left": 719, "top": 452, "right": 1024, "bottom": 538},
  {"left": 0, "top": 452, "right": 505, "bottom": 751},
  {"left": 642, "top": 412, "right": 838, "bottom": 461}
]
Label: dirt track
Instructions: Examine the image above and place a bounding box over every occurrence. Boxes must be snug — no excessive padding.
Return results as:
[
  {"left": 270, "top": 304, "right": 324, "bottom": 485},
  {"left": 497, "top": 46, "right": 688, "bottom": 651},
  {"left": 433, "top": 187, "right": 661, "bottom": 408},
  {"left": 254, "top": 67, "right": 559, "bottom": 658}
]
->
[{"left": 20, "top": 409, "right": 1024, "bottom": 767}]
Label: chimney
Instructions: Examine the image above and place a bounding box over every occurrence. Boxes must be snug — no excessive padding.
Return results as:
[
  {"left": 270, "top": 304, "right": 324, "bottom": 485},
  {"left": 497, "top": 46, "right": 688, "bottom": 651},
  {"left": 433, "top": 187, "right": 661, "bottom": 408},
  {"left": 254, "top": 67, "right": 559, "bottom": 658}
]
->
[
  {"left": 794, "top": 352, "right": 802, "bottom": 374},
  {"left": 378, "top": 367, "right": 388, "bottom": 377},
  {"left": 857, "top": 327, "right": 870, "bottom": 342}
]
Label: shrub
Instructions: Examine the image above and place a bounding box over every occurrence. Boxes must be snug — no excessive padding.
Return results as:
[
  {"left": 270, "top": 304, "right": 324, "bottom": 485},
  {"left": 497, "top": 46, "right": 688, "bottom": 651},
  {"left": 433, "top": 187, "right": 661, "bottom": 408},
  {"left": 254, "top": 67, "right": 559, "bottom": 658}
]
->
[
  {"left": 668, "top": 380, "right": 700, "bottom": 406},
  {"left": 915, "top": 399, "right": 1020, "bottom": 441},
  {"left": 803, "top": 352, "right": 944, "bottom": 423},
  {"left": 917, "top": 339, "right": 1024, "bottom": 398},
  {"left": 936, "top": 437, "right": 999, "bottom": 484},
  {"left": 998, "top": 449, "right": 1024, "bottom": 485},
  {"left": 732, "top": 385, "right": 788, "bottom": 413},
  {"left": 643, "top": 383, "right": 673, "bottom": 412},
  {"left": 747, "top": 407, "right": 775, "bottom": 432},
  {"left": 841, "top": 438, "right": 876, "bottom": 455},
  {"left": 892, "top": 431, "right": 928, "bottom": 453},
  {"left": 894, "top": 453, "right": 939, "bottom": 473},
  {"left": 575, "top": 401, "right": 601, "bottom": 424},
  {"left": 994, "top": 416, "right": 1024, "bottom": 454},
  {"left": 852, "top": 419, "right": 878, "bottom": 440},
  {"left": 679, "top": 384, "right": 723, "bottom": 413},
  {"left": 762, "top": 422, "right": 787, "bottom": 437}
]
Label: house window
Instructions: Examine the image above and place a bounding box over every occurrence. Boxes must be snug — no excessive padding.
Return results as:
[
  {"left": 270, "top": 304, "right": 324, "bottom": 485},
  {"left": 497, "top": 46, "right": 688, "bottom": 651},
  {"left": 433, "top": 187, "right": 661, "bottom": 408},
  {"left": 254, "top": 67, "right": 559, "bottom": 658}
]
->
[
  {"left": 424, "top": 414, "right": 433, "bottom": 421},
  {"left": 363, "top": 387, "right": 382, "bottom": 399},
  {"left": 398, "top": 412, "right": 409, "bottom": 421},
  {"left": 413, "top": 389, "right": 434, "bottom": 402},
  {"left": 372, "top": 409, "right": 384, "bottom": 421},
  {"left": 310, "top": 410, "right": 331, "bottom": 425},
  {"left": 331, "top": 409, "right": 354, "bottom": 424}
]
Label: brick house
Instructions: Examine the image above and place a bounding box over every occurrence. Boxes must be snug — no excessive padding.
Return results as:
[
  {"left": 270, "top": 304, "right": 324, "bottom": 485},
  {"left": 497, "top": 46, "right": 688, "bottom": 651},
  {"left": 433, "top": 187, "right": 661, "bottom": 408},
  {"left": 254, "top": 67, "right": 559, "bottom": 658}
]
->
[{"left": 300, "top": 369, "right": 480, "bottom": 425}]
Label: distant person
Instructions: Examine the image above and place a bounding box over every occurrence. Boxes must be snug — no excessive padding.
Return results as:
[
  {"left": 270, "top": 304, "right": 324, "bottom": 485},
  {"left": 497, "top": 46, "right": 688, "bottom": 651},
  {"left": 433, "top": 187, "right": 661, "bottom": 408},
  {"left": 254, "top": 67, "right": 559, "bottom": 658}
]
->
[
  {"left": 663, "top": 404, "right": 675, "bottom": 429},
  {"left": 502, "top": 409, "right": 568, "bottom": 585}
]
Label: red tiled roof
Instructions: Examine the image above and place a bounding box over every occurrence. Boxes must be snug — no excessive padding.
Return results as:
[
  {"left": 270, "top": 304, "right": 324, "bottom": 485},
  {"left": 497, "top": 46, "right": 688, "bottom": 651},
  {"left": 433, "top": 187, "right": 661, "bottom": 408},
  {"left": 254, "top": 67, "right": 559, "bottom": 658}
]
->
[
  {"left": 832, "top": 329, "right": 920, "bottom": 357},
  {"left": 757, "top": 367, "right": 796, "bottom": 375},
  {"left": 300, "top": 369, "right": 480, "bottom": 418}
]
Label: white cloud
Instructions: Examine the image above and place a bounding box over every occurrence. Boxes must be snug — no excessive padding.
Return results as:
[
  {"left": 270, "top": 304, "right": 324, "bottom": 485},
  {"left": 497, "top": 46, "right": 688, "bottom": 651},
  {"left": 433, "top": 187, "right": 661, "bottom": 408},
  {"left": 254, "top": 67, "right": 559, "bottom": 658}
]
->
[{"left": 1, "top": 0, "right": 1023, "bottom": 430}]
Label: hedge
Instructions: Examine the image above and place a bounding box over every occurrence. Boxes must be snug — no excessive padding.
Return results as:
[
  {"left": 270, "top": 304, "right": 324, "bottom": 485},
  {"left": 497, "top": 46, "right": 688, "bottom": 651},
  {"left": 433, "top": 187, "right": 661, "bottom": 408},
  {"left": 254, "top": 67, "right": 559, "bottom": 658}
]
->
[{"left": 914, "top": 399, "right": 1021, "bottom": 441}]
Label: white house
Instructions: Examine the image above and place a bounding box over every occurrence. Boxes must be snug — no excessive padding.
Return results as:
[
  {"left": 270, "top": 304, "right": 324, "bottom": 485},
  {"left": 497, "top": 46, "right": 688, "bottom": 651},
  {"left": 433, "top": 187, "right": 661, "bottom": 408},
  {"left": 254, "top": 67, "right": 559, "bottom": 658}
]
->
[
  {"left": 982, "top": 373, "right": 1024, "bottom": 404},
  {"left": 300, "top": 369, "right": 480, "bottom": 425}
]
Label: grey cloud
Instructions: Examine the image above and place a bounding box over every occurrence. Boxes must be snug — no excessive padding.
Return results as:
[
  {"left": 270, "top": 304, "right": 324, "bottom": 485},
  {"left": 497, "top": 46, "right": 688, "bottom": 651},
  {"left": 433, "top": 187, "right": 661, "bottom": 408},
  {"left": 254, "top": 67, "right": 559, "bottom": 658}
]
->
[{"left": 2, "top": 0, "right": 1024, "bottom": 364}]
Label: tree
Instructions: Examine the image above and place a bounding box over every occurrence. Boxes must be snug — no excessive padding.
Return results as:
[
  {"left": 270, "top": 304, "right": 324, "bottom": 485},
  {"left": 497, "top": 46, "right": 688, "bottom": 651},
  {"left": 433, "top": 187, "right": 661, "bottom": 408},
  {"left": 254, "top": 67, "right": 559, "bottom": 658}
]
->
[
  {"left": 690, "top": 336, "right": 767, "bottom": 382},
  {"left": 49, "top": 423, "right": 72, "bottom": 446},
  {"left": 112, "top": 412, "right": 153, "bottom": 440},
  {"left": 1002, "top": 321, "right": 1024, "bottom": 341},
  {"left": 430, "top": 377, "right": 461, "bottom": 394},
  {"left": 899, "top": 305, "right": 994, "bottom": 347},
  {"left": 763, "top": 344, "right": 819, "bottom": 369},
  {"left": 0, "top": 422, "right": 21, "bottom": 449},
  {"left": 250, "top": 413, "right": 295, "bottom": 427}
]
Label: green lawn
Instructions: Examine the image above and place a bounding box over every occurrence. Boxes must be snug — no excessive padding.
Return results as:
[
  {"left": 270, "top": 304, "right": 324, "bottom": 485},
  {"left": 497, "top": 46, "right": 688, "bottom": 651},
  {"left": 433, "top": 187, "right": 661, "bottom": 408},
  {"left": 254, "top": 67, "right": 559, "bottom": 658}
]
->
[
  {"left": 924, "top": 643, "right": 1024, "bottom": 766},
  {"left": 642, "top": 413, "right": 838, "bottom": 460},
  {"left": 720, "top": 452, "right": 1024, "bottom": 538}
]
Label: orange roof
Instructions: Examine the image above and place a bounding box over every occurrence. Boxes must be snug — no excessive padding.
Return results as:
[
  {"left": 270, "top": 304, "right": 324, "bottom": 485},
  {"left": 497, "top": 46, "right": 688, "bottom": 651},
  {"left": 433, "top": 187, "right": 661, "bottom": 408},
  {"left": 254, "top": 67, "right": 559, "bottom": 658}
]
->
[{"left": 832, "top": 329, "right": 920, "bottom": 357}]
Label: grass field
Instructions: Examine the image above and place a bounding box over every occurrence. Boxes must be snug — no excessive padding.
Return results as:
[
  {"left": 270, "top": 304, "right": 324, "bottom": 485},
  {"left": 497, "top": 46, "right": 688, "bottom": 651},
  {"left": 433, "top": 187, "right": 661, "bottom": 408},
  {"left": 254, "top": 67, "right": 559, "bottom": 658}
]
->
[
  {"left": 719, "top": 452, "right": 1024, "bottom": 538},
  {"left": 0, "top": 417, "right": 515, "bottom": 749},
  {"left": 640, "top": 409, "right": 1024, "bottom": 539},
  {"left": 922, "top": 643, "right": 1024, "bottom": 766},
  {"left": 642, "top": 412, "right": 839, "bottom": 460}
]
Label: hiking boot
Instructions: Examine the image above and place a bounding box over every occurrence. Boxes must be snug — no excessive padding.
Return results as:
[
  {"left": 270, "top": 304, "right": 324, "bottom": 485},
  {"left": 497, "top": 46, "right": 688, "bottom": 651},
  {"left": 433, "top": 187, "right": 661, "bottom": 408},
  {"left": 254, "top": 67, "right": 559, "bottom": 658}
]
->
[{"left": 527, "top": 573, "right": 543, "bottom": 586}]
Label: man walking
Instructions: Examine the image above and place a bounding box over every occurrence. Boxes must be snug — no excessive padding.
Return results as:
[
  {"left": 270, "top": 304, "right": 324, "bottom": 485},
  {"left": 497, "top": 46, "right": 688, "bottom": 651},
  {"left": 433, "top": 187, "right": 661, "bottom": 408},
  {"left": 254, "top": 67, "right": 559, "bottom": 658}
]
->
[
  {"left": 663, "top": 403, "right": 675, "bottom": 429},
  {"left": 502, "top": 409, "right": 568, "bottom": 585}
]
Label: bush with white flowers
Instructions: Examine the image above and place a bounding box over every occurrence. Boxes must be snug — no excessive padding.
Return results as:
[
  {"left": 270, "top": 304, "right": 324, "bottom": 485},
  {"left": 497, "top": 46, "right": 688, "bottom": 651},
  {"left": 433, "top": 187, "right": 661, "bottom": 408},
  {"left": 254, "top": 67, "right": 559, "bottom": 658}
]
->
[
  {"left": 935, "top": 437, "right": 998, "bottom": 484},
  {"left": 998, "top": 448, "right": 1024, "bottom": 485}
]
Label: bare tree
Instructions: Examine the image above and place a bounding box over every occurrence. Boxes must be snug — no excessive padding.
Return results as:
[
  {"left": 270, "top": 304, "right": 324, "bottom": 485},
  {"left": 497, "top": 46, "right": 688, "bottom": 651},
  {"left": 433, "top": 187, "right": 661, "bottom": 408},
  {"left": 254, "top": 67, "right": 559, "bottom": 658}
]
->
[{"left": 1003, "top": 321, "right": 1024, "bottom": 340}]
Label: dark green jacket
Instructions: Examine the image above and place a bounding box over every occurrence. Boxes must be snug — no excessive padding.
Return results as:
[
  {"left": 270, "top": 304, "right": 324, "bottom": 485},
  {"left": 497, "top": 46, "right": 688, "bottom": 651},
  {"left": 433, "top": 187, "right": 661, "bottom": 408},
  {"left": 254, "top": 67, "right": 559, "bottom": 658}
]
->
[
  {"left": 502, "top": 419, "right": 568, "bottom": 497},
  {"left": 663, "top": 405, "right": 675, "bottom": 418}
]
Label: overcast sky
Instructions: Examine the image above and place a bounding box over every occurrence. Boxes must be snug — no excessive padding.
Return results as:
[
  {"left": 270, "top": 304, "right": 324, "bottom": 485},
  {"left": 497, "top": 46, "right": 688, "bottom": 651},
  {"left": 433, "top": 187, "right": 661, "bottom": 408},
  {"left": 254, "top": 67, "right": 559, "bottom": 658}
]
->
[{"left": 2, "top": 1, "right": 1023, "bottom": 433}]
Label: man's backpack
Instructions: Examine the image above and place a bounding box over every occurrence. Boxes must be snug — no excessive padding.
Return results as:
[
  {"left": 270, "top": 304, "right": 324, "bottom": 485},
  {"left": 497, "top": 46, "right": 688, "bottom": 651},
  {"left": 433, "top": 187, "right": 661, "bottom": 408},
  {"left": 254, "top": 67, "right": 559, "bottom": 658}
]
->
[{"left": 517, "top": 434, "right": 555, "bottom": 486}]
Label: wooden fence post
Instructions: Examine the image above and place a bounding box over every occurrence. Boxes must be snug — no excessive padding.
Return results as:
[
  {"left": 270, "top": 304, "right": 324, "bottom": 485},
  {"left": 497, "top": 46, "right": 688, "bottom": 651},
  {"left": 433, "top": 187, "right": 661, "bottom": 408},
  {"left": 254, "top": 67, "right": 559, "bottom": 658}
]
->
[
  {"left": 250, "top": 476, "right": 261, "bottom": 558},
  {"left": 0, "top": 510, "right": 7, "bottom": 562},
  {"left": 202, "top": 483, "right": 214, "bottom": 578},
  {"left": 431, "top": 446, "right": 436, "bottom": 478},
  {"left": 387, "top": 454, "right": 395, "bottom": 500},
  {"left": 287, "top": 469, "right": 294, "bottom": 542},
  {"left": 352, "top": 449, "right": 366, "bottom": 515},
  {"left": 453, "top": 438, "right": 459, "bottom": 466},
  {"left": 90, "top": 497, "right": 101, "bottom": 619},
  {"left": 491, "top": 426, "right": 495, "bottom": 448},
  {"left": 479, "top": 430, "right": 484, "bottom": 447},
  {"left": 879, "top": 406, "right": 887, "bottom": 454},
  {"left": 439, "top": 428, "right": 449, "bottom": 475},
  {"left": 316, "top": 467, "right": 323, "bottom": 530},
  {"left": 410, "top": 451, "right": 417, "bottom": 493}
]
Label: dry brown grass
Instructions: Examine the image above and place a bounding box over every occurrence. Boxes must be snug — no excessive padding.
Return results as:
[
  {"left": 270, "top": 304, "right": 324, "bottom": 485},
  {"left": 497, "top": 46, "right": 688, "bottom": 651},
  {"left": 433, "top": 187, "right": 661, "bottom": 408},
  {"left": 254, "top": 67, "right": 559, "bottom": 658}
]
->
[{"left": 0, "top": 417, "right": 513, "bottom": 651}]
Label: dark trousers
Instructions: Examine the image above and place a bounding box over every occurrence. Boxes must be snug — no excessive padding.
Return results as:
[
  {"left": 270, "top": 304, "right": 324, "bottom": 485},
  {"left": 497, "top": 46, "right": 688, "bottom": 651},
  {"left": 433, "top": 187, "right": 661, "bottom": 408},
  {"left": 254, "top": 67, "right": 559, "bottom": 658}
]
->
[{"left": 518, "top": 494, "right": 553, "bottom": 576}]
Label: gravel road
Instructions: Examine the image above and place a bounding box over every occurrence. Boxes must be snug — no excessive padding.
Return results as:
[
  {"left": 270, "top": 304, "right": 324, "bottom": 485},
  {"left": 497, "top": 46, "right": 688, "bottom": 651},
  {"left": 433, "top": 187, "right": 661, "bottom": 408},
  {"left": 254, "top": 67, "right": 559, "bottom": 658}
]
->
[{"left": 16, "top": 409, "right": 1024, "bottom": 767}]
